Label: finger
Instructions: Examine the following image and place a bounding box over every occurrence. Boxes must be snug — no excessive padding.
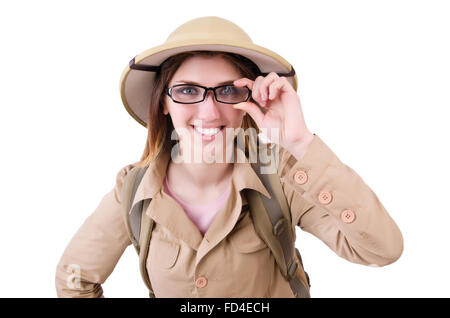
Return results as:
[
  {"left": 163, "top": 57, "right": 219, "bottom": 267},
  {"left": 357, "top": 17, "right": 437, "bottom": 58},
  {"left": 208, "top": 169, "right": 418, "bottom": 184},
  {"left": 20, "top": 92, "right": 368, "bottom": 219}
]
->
[
  {"left": 259, "top": 72, "right": 279, "bottom": 105},
  {"left": 232, "top": 101, "right": 264, "bottom": 127},
  {"left": 251, "top": 76, "right": 266, "bottom": 105},
  {"left": 268, "top": 77, "right": 293, "bottom": 100},
  {"left": 233, "top": 78, "right": 254, "bottom": 90},
  {"left": 268, "top": 79, "right": 283, "bottom": 100}
]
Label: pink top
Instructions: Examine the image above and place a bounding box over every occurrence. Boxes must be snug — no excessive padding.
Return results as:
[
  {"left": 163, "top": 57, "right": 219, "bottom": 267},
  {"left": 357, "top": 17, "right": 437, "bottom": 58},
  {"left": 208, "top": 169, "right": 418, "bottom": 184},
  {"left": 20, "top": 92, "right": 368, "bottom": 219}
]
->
[{"left": 163, "top": 176, "right": 231, "bottom": 235}]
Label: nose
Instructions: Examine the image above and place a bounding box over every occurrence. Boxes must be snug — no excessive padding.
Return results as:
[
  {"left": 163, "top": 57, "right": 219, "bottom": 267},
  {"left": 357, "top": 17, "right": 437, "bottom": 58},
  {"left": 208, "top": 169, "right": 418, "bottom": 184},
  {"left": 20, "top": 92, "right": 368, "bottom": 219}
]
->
[
  {"left": 197, "top": 89, "right": 221, "bottom": 120},
  {"left": 204, "top": 89, "right": 217, "bottom": 103}
]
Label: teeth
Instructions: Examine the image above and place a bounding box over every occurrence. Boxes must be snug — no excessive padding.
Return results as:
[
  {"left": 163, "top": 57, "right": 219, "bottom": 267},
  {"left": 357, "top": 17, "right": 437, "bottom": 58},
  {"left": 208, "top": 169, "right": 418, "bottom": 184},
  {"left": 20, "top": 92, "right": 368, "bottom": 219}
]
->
[{"left": 194, "top": 126, "right": 222, "bottom": 136}]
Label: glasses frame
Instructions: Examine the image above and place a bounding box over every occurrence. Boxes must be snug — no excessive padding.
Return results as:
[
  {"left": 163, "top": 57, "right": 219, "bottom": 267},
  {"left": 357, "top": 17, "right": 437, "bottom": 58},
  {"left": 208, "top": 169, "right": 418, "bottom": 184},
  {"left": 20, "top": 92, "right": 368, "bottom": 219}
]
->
[{"left": 165, "top": 83, "right": 252, "bottom": 105}]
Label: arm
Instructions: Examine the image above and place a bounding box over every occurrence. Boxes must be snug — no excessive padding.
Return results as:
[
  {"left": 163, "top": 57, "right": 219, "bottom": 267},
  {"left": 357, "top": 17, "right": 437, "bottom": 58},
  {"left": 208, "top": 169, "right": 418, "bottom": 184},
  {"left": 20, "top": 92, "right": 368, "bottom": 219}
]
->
[
  {"left": 278, "top": 134, "right": 404, "bottom": 266},
  {"left": 55, "top": 164, "right": 134, "bottom": 297},
  {"left": 233, "top": 73, "right": 403, "bottom": 266}
]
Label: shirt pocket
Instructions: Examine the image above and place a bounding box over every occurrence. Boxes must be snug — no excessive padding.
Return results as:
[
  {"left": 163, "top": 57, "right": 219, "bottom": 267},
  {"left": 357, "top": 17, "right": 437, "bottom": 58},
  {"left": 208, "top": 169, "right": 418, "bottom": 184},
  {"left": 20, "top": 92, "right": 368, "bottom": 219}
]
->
[
  {"left": 225, "top": 211, "right": 274, "bottom": 297},
  {"left": 228, "top": 212, "right": 267, "bottom": 253},
  {"left": 149, "top": 234, "right": 181, "bottom": 269},
  {"left": 147, "top": 225, "right": 191, "bottom": 297}
]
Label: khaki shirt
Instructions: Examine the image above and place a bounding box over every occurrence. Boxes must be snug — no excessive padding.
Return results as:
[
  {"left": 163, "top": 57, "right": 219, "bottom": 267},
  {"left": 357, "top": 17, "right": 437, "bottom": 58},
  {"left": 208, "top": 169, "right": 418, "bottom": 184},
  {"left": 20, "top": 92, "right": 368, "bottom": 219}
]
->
[{"left": 55, "top": 134, "right": 403, "bottom": 297}]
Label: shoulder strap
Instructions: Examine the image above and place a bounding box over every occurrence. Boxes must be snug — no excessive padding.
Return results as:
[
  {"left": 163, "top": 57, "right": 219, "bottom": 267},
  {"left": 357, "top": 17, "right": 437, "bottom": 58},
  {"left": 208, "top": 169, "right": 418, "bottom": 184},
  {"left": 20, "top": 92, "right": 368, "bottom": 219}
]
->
[
  {"left": 121, "top": 165, "right": 155, "bottom": 297},
  {"left": 240, "top": 129, "right": 311, "bottom": 298}
]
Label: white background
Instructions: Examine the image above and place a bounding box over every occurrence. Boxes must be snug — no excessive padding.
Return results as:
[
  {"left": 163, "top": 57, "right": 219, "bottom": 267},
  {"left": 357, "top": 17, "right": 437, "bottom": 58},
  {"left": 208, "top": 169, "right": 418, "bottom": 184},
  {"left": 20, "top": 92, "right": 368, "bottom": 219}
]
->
[{"left": 1, "top": 0, "right": 449, "bottom": 298}]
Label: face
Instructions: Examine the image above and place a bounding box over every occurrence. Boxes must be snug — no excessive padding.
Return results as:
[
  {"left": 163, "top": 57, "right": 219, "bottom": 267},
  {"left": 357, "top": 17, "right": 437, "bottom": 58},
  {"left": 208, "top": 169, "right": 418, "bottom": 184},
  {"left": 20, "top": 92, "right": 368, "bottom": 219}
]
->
[{"left": 163, "top": 55, "right": 246, "bottom": 163}]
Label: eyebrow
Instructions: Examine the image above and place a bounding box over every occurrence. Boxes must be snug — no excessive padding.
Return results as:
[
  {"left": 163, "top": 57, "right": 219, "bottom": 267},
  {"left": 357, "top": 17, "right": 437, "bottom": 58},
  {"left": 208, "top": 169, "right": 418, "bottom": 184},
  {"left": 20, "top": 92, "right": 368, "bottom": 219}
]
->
[{"left": 174, "top": 80, "right": 235, "bottom": 86}]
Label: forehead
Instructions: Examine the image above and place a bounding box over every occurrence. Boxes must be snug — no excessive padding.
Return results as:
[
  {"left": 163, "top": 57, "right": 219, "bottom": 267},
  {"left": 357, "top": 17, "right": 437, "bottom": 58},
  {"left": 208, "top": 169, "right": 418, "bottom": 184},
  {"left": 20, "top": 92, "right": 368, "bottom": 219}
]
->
[{"left": 169, "top": 55, "right": 241, "bottom": 86}]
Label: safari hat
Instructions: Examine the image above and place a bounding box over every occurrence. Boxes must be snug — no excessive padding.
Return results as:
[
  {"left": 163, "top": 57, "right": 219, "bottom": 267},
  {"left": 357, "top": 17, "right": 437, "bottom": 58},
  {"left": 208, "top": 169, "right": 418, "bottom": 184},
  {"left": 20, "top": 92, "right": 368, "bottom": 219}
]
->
[{"left": 120, "top": 16, "right": 297, "bottom": 127}]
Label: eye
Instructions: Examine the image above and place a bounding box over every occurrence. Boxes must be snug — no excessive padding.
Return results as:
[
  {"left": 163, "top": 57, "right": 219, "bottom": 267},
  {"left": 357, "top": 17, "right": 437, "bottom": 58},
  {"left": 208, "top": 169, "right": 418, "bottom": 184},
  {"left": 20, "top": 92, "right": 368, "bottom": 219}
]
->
[
  {"left": 219, "top": 85, "right": 237, "bottom": 95},
  {"left": 175, "top": 86, "right": 199, "bottom": 95}
]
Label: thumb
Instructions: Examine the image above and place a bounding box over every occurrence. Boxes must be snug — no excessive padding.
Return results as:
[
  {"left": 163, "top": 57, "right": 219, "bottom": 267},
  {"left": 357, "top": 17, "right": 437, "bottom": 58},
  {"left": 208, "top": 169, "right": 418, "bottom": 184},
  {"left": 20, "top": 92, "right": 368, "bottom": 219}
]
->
[{"left": 233, "top": 101, "right": 264, "bottom": 126}]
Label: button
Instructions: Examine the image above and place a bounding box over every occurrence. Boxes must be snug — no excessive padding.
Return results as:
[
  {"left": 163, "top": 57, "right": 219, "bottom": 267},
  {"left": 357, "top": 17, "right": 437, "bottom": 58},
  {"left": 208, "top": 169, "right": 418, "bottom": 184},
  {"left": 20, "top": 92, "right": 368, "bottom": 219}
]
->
[
  {"left": 341, "top": 209, "right": 356, "bottom": 223},
  {"left": 294, "top": 170, "right": 308, "bottom": 185},
  {"left": 318, "top": 190, "right": 332, "bottom": 204},
  {"left": 195, "top": 276, "right": 208, "bottom": 288}
]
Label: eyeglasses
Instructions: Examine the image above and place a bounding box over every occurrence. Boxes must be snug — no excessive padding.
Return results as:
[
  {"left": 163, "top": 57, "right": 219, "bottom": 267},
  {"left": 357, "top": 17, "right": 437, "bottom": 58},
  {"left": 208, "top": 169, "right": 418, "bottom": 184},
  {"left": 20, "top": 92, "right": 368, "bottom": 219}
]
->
[{"left": 165, "top": 84, "right": 251, "bottom": 104}]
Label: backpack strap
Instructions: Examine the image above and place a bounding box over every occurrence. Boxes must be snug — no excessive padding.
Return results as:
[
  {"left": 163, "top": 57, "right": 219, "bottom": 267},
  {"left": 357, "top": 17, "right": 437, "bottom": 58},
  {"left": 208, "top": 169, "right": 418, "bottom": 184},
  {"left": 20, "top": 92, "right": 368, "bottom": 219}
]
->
[
  {"left": 241, "top": 129, "right": 311, "bottom": 298},
  {"left": 121, "top": 165, "right": 155, "bottom": 297}
]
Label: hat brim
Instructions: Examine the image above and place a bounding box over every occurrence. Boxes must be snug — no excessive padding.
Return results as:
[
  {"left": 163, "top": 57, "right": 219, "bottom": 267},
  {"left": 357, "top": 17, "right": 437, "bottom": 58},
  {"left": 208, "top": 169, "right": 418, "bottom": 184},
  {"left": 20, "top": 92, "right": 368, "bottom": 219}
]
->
[{"left": 120, "top": 40, "right": 298, "bottom": 127}]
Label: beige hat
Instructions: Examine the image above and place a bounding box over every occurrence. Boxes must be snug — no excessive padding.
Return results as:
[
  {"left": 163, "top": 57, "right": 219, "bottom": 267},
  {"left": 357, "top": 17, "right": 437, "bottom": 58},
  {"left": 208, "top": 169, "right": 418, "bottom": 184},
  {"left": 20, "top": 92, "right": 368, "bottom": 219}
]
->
[{"left": 119, "top": 16, "right": 297, "bottom": 127}]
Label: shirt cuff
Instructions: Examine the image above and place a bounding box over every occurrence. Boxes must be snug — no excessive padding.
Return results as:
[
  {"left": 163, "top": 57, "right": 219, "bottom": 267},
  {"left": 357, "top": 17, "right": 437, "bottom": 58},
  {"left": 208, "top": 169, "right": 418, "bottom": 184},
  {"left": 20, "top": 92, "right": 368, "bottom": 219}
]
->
[{"left": 280, "top": 133, "right": 339, "bottom": 194}]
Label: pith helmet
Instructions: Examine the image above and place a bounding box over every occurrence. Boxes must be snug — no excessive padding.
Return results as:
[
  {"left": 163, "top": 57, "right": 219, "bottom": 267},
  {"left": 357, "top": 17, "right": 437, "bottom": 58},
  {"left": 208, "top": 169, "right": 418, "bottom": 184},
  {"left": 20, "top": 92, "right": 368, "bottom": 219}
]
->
[{"left": 120, "top": 16, "right": 297, "bottom": 127}]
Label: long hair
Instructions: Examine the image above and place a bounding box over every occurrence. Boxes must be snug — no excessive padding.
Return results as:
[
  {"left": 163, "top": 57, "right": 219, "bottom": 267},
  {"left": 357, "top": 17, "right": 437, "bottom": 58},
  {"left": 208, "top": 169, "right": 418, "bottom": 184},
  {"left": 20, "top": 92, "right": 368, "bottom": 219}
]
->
[{"left": 135, "top": 50, "right": 262, "bottom": 168}]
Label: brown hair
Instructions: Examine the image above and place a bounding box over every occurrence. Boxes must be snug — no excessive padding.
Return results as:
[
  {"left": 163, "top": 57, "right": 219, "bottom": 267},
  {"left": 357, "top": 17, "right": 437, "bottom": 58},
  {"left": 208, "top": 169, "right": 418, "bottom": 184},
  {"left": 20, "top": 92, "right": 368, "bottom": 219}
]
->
[{"left": 136, "top": 50, "right": 262, "bottom": 168}]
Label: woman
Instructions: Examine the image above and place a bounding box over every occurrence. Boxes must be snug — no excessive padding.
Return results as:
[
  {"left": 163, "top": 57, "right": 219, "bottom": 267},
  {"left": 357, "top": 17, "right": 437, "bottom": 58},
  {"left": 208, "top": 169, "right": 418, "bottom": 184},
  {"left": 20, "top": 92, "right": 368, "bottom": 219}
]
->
[{"left": 55, "top": 16, "right": 403, "bottom": 298}]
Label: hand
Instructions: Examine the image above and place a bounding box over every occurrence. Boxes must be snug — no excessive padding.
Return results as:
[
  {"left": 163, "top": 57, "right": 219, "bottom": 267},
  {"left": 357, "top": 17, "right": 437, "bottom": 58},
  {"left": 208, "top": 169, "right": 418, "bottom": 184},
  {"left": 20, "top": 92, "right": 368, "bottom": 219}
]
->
[{"left": 233, "top": 72, "right": 314, "bottom": 154}]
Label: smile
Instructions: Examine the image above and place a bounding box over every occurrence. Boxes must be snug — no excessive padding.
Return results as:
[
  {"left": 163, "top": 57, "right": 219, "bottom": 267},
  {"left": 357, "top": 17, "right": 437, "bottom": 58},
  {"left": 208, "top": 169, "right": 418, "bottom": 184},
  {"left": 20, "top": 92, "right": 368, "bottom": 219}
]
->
[{"left": 191, "top": 125, "right": 225, "bottom": 140}]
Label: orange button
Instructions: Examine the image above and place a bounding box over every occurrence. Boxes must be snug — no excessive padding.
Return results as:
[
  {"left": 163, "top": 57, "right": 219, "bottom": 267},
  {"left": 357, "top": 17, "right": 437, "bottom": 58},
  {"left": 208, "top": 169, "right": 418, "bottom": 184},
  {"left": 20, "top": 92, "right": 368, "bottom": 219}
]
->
[
  {"left": 318, "top": 190, "right": 332, "bottom": 204},
  {"left": 341, "top": 209, "right": 356, "bottom": 223},
  {"left": 294, "top": 170, "right": 308, "bottom": 185},
  {"left": 195, "top": 276, "right": 208, "bottom": 288}
]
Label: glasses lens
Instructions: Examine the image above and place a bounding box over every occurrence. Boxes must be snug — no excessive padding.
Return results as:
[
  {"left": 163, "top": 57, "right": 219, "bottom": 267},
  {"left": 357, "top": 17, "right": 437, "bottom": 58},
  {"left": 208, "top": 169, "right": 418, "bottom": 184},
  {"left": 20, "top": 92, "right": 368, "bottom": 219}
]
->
[
  {"left": 216, "top": 85, "right": 249, "bottom": 103},
  {"left": 171, "top": 85, "right": 205, "bottom": 103}
]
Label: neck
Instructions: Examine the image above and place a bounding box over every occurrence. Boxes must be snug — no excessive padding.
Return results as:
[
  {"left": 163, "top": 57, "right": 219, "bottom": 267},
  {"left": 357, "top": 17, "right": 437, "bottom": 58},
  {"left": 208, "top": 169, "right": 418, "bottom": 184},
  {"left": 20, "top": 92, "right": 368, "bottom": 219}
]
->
[
  {"left": 168, "top": 139, "right": 236, "bottom": 187},
  {"left": 169, "top": 159, "right": 233, "bottom": 188}
]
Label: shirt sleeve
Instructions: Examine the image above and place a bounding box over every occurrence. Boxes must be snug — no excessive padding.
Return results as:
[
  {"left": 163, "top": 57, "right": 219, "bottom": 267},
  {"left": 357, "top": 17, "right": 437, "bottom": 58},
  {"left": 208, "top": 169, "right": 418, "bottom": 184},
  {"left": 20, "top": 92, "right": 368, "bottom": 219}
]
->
[
  {"left": 55, "top": 164, "right": 134, "bottom": 297},
  {"left": 277, "top": 134, "right": 404, "bottom": 267}
]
